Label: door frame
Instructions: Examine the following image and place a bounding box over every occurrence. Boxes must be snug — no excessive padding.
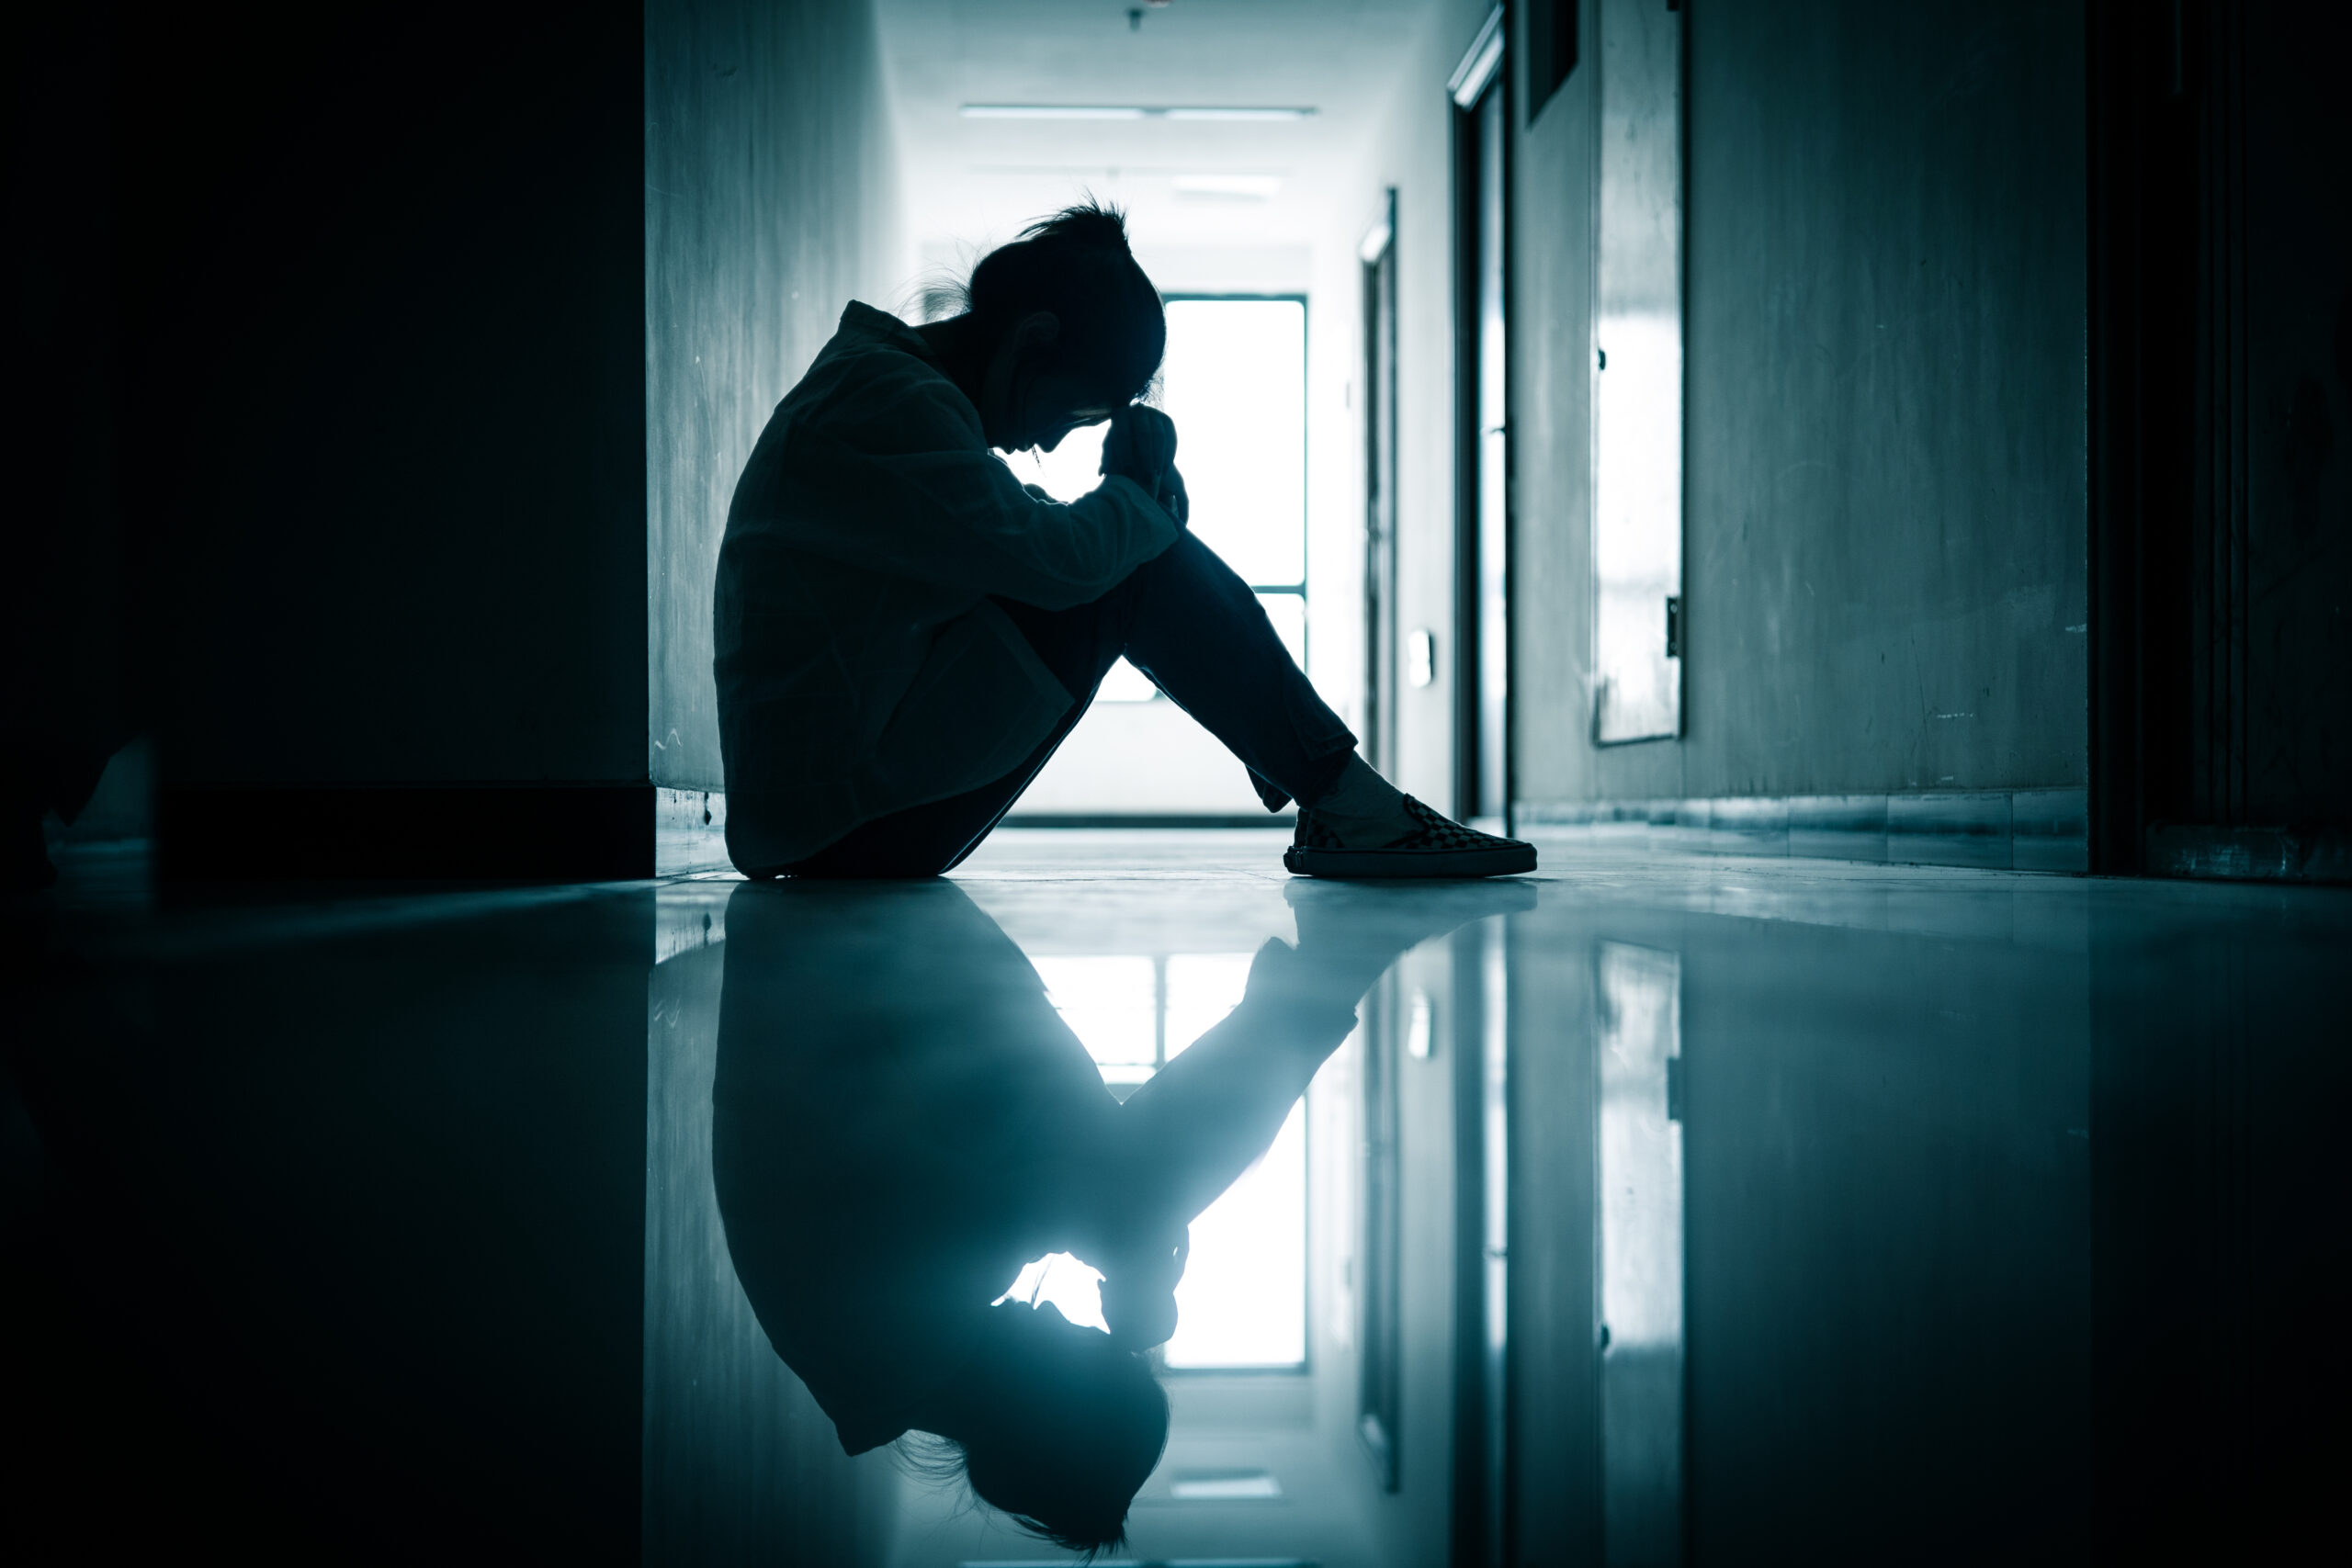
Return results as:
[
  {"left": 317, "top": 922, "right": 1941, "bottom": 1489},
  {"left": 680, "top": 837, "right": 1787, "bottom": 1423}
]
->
[
  {"left": 1361, "top": 193, "right": 1401, "bottom": 778},
  {"left": 1451, "top": 6, "right": 1511, "bottom": 829}
]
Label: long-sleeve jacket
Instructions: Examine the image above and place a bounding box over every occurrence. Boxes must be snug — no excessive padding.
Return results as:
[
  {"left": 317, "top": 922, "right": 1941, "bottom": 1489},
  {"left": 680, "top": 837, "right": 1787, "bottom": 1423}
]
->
[{"left": 715, "top": 303, "right": 1179, "bottom": 872}]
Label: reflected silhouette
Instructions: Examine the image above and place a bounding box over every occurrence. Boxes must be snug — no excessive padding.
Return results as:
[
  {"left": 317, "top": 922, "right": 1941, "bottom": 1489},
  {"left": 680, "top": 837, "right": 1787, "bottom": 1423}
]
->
[{"left": 712, "top": 876, "right": 1532, "bottom": 1551}]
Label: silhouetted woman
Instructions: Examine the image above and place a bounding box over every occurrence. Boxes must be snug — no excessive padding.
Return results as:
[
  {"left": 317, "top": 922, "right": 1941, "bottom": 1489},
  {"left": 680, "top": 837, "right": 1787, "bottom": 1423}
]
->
[
  {"left": 714, "top": 201, "right": 1534, "bottom": 879},
  {"left": 711, "top": 876, "right": 1528, "bottom": 1552}
]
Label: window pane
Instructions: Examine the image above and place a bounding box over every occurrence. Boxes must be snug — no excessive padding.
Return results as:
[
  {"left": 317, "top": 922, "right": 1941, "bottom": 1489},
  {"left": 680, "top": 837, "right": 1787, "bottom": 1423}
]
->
[
  {"left": 1164, "top": 953, "right": 1254, "bottom": 1058},
  {"left": 1021, "top": 949, "right": 1309, "bottom": 1371},
  {"left": 1257, "top": 591, "right": 1306, "bottom": 672},
  {"left": 1162, "top": 299, "right": 1306, "bottom": 587},
  {"left": 1015, "top": 298, "right": 1307, "bottom": 595},
  {"left": 1165, "top": 1100, "right": 1307, "bottom": 1368},
  {"left": 1034, "top": 956, "right": 1157, "bottom": 1079},
  {"left": 1164, "top": 950, "right": 1306, "bottom": 1368}
]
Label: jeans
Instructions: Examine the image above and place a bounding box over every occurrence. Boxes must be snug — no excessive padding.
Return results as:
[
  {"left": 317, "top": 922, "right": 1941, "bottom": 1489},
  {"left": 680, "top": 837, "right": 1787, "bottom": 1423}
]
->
[{"left": 785, "top": 531, "right": 1358, "bottom": 878}]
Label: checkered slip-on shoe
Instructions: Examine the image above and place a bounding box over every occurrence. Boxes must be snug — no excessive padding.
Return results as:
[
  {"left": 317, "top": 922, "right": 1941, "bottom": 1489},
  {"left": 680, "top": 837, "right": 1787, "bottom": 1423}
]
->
[{"left": 1284, "top": 795, "right": 1538, "bottom": 879}]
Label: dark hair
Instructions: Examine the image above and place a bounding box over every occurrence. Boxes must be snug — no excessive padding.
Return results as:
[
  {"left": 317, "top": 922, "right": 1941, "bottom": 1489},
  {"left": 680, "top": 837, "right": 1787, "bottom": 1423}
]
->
[
  {"left": 899, "top": 1304, "right": 1170, "bottom": 1557},
  {"left": 964, "top": 200, "right": 1166, "bottom": 405}
]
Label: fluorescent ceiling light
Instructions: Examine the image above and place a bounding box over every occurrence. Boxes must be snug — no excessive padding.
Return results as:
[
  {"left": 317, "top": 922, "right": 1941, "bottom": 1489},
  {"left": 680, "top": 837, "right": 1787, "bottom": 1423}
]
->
[
  {"left": 960, "top": 104, "right": 1315, "bottom": 121},
  {"left": 960, "top": 105, "right": 1146, "bottom": 119},
  {"left": 1164, "top": 107, "right": 1315, "bottom": 121},
  {"left": 1173, "top": 173, "right": 1282, "bottom": 199},
  {"left": 1170, "top": 1471, "right": 1283, "bottom": 1501}
]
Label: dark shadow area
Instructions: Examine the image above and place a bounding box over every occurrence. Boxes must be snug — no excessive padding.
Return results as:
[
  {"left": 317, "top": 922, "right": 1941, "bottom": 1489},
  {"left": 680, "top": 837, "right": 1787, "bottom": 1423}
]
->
[{"left": 1, "top": 891, "right": 651, "bottom": 1562}]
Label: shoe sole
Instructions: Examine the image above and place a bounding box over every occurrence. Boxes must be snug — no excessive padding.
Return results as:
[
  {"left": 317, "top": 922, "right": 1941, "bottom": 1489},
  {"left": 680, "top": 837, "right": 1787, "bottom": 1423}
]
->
[{"left": 1283, "top": 842, "right": 1537, "bottom": 879}]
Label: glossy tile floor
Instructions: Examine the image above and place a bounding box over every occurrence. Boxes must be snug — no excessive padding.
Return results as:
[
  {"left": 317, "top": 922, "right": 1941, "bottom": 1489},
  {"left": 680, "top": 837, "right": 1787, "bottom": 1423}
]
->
[{"left": 6, "top": 829, "right": 2346, "bottom": 1565}]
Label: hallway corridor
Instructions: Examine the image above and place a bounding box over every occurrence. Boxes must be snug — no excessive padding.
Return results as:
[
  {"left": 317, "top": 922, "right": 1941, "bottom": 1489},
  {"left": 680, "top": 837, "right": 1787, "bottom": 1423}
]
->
[
  {"left": 9, "top": 1, "right": 2348, "bottom": 1561},
  {"left": 9, "top": 835, "right": 2342, "bottom": 1562}
]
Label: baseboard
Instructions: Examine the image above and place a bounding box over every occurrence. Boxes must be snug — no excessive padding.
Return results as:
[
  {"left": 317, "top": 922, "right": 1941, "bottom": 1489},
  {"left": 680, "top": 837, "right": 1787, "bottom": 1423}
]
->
[
  {"left": 2145, "top": 823, "right": 2352, "bottom": 884},
  {"left": 1517, "top": 788, "right": 2090, "bottom": 874},
  {"left": 158, "top": 784, "right": 730, "bottom": 882}
]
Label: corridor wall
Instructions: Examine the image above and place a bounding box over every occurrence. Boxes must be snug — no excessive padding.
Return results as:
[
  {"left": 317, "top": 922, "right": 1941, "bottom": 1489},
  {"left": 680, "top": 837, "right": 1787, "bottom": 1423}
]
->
[
  {"left": 1511, "top": 1, "right": 2090, "bottom": 818},
  {"left": 645, "top": 0, "right": 905, "bottom": 811}
]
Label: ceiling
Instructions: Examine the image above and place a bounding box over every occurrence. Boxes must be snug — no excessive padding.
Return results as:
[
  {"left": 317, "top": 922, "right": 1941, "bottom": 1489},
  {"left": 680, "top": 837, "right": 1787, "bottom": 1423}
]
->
[{"left": 876, "top": 0, "right": 1450, "bottom": 288}]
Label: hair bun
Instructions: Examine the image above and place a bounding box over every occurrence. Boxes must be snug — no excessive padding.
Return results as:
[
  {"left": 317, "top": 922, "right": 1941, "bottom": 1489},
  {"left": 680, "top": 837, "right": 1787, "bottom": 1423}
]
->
[
  {"left": 1021, "top": 202, "right": 1132, "bottom": 254},
  {"left": 958, "top": 198, "right": 1164, "bottom": 402}
]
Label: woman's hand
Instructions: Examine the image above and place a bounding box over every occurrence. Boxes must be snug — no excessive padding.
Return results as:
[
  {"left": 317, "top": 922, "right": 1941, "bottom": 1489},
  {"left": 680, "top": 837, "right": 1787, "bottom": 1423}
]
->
[
  {"left": 1101, "top": 406, "right": 1189, "bottom": 528},
  {"left": 1100, "top": 1228, "right": 1190, "bottom": 1351},
  {"left": 1102, "top": 405, "right": 1175, "bottom": 479}
]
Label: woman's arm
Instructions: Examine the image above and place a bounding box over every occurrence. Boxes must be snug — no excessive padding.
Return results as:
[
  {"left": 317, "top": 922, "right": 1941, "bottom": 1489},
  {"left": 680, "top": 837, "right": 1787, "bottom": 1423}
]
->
[
  {"left": 766, "top": 369, "right": 1182, "bottom": 608},
  {"left": 1077, "top": 884, "right": 1537, "bottom": 1348},
  {"left": 1093, "top": 939, "right": 1362, "bottom": 1239}
]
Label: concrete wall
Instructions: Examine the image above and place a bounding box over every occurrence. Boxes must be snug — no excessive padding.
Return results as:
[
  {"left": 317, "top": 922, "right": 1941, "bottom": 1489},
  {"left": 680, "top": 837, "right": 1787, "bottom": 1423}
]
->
[
  {"left": 1513, "top": 0, "right": 2090, "bottom": 807},
  {"left": 645, "top": 0, "right": 905, "bottom": 795},
  {"left": 1508, "top": 0, "right": 1602, "bottom": 805}
]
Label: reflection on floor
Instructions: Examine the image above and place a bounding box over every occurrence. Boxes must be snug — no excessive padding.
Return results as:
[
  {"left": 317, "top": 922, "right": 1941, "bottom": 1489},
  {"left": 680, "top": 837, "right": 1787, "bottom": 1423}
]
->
[{"left": 7, "top": 829, "right": 2345, "bottom": 1564}]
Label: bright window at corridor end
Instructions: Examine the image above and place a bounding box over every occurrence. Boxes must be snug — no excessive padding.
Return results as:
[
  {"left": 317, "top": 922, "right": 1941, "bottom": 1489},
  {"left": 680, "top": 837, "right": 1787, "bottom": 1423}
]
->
[{"left": 1024, "top": 297, "right": 1309, "bottom": 701}]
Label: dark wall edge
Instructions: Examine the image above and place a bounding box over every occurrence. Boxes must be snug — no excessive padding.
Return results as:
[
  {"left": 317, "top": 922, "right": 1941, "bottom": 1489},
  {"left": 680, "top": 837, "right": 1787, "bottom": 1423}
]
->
[{"left": 160, "top": 785, "right": 663, "bottom": 883}]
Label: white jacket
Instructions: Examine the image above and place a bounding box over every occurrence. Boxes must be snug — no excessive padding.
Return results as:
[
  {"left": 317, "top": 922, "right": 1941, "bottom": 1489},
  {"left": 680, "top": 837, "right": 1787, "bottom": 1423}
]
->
[{"left": 715, "top": 303, "right": 1180, "bottom": 872}]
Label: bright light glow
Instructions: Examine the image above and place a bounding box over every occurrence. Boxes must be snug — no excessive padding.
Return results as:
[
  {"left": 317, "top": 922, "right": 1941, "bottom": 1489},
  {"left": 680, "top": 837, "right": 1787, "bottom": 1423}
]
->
[
  {"left": 1596, "top": 935, "right": 1685, "bottom": 1562},
  {"left": 1167, "top": 1100, "right": 1306, "bottom": 1368},
  {"left": 996, "top": 1251, "right": 1109, "bottom": 1332},
  {"left": 1016, "top": 298, "right": 1308, "bottom": 702},
  {"left": 1256, "top": 591, "right": 1306, "bottom": 671},
  {"left": 1093, "top": 658, "right": 1160, "bottom": 703},
  {"left": 1014, "top": 950, "right": 1307, "bottom": 1369},
  {"left": 1593, "top": 310, "right": 1683, "bottom": 741},
  {"left": 1405, "top": 986, "right": 1434, "bottom": 1059},
  {"left": 1163, "top": 952, "right": 1251, "bottom": 1060},
  {"left": 1164, "top": 943, "right": 1306, "bottom": 1369},
  {"left": 1020, "top": 421, "right": 1107, "bottom": 503},
  {"left": 1598, "top": 941, "right": 1681, "bottom": 1350},
  {"left": 1019, "top": 301, "right": 1308, "bottom": 587},
  {"left": 1035, "top": 954, "right": 1157, "bottom": 1082},
  {"left": 1161, "top": 298, "right": 1307, "bottom": 589}
]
